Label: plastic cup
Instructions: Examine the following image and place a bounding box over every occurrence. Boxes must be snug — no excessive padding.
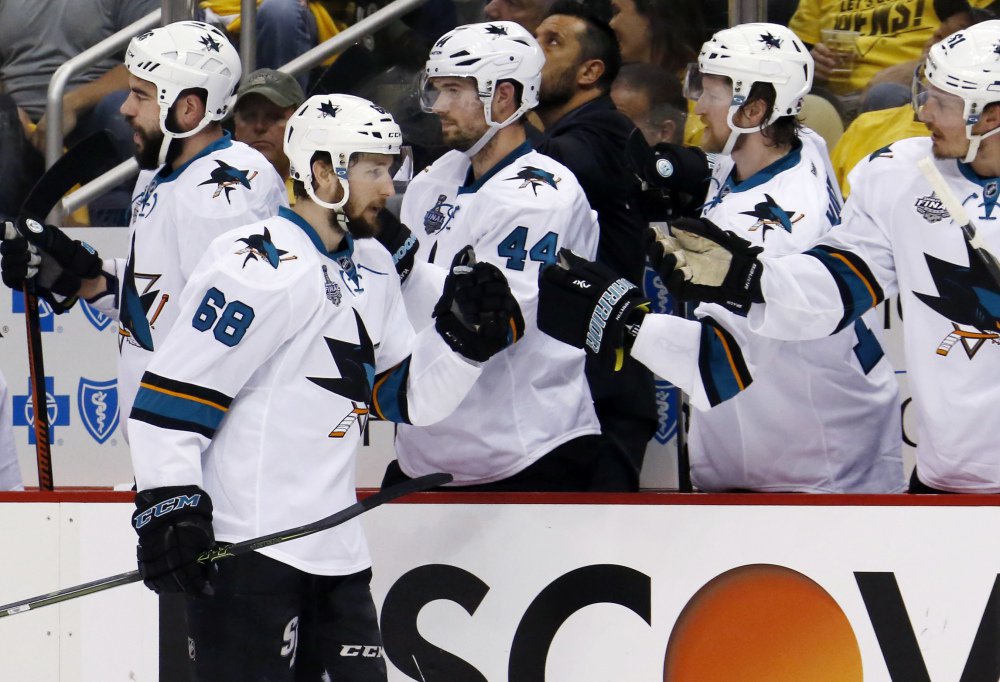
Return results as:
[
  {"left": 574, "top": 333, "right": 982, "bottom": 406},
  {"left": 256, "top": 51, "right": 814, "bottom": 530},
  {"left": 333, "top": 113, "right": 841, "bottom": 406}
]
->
[{"left": 821, "top": 28, "right": 860, "bottom": 80}]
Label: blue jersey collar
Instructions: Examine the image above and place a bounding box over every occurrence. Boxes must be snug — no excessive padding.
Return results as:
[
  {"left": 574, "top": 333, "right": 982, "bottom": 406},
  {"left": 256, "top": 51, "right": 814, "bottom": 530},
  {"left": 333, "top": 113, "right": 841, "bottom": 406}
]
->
[
  {"left": 155, "top": 131, "right": 234, "bottom": 183},
  {"left": 280, "top": 206, "right": 356, "bottom": 262},
  {"left": 458, "top": 140, "right": 533, "bottom": 195},
  {"left": 723, "top": 139, "right": 803, "bottom": 194}
]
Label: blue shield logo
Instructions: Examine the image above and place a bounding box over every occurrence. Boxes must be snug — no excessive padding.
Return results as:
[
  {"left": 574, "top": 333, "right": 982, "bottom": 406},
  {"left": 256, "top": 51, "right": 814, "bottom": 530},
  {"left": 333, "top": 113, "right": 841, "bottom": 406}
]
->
[
  {"left": 78, "top": 378, "right": 119, "bottom": 444},
  {"left": 81, "top": 300, "right": 112, "bottom": 331}
]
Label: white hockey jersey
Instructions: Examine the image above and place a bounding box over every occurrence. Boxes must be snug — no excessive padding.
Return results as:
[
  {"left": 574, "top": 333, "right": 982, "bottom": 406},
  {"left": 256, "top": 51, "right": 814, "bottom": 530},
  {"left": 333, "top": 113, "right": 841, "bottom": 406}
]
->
[
  {"left": 396, "top": 142, "right": 601, "bottom": 485},
  {"left": 748, "top": 136, "right": 1000, "bottom": 492},
  {"left": 97, "top": 133, "right": 287, "bottom": 438},
  {"left": 631, "top": 130, "right": 903, "bottom": 492},
  {"left": 128, "top": 208, "right": 483, "bottom": 574}
]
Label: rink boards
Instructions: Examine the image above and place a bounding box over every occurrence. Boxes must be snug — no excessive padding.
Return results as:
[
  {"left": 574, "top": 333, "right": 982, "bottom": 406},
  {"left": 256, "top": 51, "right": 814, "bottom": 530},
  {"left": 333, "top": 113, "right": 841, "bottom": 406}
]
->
[{"left": 1, "top": 491, "right": 997, "bottom": 681}]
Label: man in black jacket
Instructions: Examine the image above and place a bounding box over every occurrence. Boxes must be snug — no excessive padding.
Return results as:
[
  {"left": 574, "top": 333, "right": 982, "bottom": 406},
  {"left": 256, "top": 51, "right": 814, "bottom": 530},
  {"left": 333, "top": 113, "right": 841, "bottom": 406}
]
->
[{"left": 533, "top": 2, "right": 658, "bottom": 490}]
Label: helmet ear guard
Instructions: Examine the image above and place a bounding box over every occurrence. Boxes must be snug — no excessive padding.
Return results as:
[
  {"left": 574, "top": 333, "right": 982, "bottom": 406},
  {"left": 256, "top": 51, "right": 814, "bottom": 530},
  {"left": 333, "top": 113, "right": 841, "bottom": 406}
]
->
[
  {"left": 284, "top": 94, "right": 402, "bottom": 212},
  {"left": 921, "top": 21, "right": 1000, "bottom": 162},
  {"left": 694, "top": 23, "right": 813, "bottom": 154},
  {"left": 125, "top": 21, "right": 242, "bottom": 164}
]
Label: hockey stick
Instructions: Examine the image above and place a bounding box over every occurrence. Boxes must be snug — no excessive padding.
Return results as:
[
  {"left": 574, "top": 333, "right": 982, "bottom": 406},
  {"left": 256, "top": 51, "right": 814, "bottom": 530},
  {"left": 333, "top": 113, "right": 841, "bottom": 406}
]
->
[
  {"left": 14, "top": 130, "right": 120, "bottom": 490},
  {"left": 0, "top": 472, "right": 452, "bottom": 618},
  {"left": 916, "top": 157, "right": 1000, "bottom": 288}
]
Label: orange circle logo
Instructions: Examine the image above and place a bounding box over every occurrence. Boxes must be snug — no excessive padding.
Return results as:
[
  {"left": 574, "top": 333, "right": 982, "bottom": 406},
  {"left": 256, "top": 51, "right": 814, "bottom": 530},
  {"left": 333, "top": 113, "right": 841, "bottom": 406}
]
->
[{"left": 664, "top": 564, "right": 862, "bottom": 681}]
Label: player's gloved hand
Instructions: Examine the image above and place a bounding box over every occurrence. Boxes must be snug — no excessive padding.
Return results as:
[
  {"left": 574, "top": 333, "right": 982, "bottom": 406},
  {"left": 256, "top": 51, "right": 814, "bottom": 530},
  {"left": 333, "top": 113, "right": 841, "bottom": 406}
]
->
[
  {"left": 13, "top": 214, "right": 103, "bottom": 280},
  {"left": 434, "top": 245, "right": 525, "bottom": 363},
  {"left": 132, "top": 485, "right": 215, "bottom": 595},
  {"left": 648, "top": 217, "right": 764, "bottom": 316},
  {"left": 375, "top": 209, "right": 419, "bottom": 283},
  {"left": 0, "top": 221, "right": 79, "bottom": 313},
  {"left": 537, "top": 248, "right": 649, "bottom": 371}
]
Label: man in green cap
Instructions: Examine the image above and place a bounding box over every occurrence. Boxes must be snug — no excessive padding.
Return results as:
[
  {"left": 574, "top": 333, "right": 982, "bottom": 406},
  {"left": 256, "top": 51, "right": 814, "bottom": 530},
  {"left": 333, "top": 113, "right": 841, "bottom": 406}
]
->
[{"left": 233, "top": 68, "right": 305, "bottom": 191}]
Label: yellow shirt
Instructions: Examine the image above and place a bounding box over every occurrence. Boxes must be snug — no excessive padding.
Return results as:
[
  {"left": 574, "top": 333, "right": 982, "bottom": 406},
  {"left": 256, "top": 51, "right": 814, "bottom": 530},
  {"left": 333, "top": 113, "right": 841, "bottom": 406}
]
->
[
  {"left": 790, "top": 0, "right": 995, "bottom": 94},
  {"left": 829, "top": 103, "right": 928, "bottom": 196}
]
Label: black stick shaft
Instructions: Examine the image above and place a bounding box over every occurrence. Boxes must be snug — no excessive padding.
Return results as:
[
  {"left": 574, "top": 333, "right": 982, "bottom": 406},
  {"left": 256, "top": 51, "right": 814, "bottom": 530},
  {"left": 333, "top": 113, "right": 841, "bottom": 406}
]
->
[
  {"left": 23, "top": 283, "right": 52, "bottom": 491},
  {"left": 0, "top": 473, "right": 451, "bottom": 618}
]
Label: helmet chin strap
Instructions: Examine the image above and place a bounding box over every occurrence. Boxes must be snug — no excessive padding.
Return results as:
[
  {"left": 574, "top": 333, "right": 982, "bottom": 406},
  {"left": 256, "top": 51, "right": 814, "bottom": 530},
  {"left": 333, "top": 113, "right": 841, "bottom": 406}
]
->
[
  {"left": 721, "top": 106, "right": 769, "bottom": 156},
  {"left": 962, "top": 121, "right": 1000, "bottom": 163},
  {"left": 156, "top": 106, "right": 215, "bottom": 166},
  {"left": 463, "top": 98, "right": 522, "bottom": 159},
  {"left": 304, "top": 171, "right": 351, "bottom": 231}
]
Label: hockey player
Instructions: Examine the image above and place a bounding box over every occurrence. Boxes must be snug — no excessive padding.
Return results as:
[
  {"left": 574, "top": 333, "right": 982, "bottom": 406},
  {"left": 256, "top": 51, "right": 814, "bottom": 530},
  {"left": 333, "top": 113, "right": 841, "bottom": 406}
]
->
[
  {"left": 614, "top": 20, "right": 1000, "bottom": 494},
  {"left": 375, "top": 21, "right": 602, "bottom": 490},
  {"left": 0, "top": 21, "right": 287, "bottom": 440},
  {"left": 125, "top": 94, "right": 524, "bottom": 680},
  {"left": 537, "top": 23, "right": 904, "bottom": 493}
]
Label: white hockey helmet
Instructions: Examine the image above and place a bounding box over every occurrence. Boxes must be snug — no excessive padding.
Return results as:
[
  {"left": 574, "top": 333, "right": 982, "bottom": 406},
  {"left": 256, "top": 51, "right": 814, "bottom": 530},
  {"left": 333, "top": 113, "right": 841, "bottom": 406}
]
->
[
  {"left": 922, "top": 20, "right": 1000, "bottom": 162},
  {"left": 284, "top": 94, "right": 402, "bottom": 211},
  {"left": 688, "top": 22, "right": 813, "bottom": 154},
  {"left": 125, "top": 21, "right": 241, "bottom": 162},
  {"left": 421, "top": 21, "right": 544, "bottom": 156}
]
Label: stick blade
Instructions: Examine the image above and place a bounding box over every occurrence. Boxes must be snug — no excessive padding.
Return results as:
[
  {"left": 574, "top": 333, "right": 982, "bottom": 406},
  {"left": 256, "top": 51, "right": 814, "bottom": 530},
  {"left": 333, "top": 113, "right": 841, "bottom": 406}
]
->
[{"left": 21, "top": 129, "right": 121, "bottom": 220}]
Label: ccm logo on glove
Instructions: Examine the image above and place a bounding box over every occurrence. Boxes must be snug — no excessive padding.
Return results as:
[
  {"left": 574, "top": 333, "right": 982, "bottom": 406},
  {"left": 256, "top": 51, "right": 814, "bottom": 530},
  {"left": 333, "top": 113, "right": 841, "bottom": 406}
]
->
[{"left": 133, "top": 493, "right": 204, "bottom": 530}]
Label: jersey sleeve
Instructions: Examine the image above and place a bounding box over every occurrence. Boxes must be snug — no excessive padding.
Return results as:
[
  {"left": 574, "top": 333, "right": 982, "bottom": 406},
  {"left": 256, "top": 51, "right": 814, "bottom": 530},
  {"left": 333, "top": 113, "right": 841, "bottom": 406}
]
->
[
  {"left": 175, "top": 162, "right": 289, "bottom": 281},
  {"left": 631, "top": 312, "right": 760, "bottom": 412},
  {"left": 748, "top": 165, "right": 898, "bottom": 341},
  {"left": 127, "top": 242, "right": 303, "bottom": 490},
  {"left": 370, "top": 259, "right": 483, "bottom": 426}
]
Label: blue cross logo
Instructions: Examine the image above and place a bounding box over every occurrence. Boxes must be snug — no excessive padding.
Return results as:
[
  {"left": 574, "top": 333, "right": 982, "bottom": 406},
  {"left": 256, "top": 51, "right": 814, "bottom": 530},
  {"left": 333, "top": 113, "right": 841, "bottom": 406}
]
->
[
  {"left": 11, "top": 290, "right": 54, "bottom": 332},
  {"left": 13, "top": 377, "right": 70, "bottom": 444}
]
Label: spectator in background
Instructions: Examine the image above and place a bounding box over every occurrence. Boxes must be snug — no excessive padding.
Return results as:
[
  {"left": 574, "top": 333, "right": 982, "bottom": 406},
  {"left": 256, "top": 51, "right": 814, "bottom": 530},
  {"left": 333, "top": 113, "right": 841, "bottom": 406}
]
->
[
  {"left": 608, "top": 0, "right": 707, "bottom": 146},
  {"left": 533, "top": 2, "right": 657, "bottom": 490},
  {"left": 201, "top": 0, "right": 347, "bottom": 91},
  {"left": 830, "top": 1, "right": 996, "bottom": 195},
  {"left": 232, "top": 68, "right": 305, "bottom": 200},
  {"left": 789, "top": 0, "right": 995, "bottom": 117},
  {"left": 0, "top": 370, "right": 23, "bottom": 491},
  {"left": 611, "top": 63, "right": 686, "bottom": 145},
  {"left": 0, "top": 0, "right": 159, "bottom": 224},
  {"left": 484, "top": 0, "right": 556, "bottom": 33}
]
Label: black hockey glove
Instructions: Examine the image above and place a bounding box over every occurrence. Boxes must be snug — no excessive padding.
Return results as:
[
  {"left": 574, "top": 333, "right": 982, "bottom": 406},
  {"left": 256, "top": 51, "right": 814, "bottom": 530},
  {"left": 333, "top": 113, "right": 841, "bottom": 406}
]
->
[
  {"left": 13, "top": 214, "right": 103, "bottom": 280},
  {"left": 434, "top": 245, "right": 525, "bottom": 363},
  {"left": 375, "top": 209, "right": 419, "bottom": 283},
  {"left": 1, "top": 221, "right": 80, "bottom": 313},
  {"left": 132, "top": 485, "right": 215, "bottom": 595},
  {"left": 537, "top": 248, "right": 650, "bottom": 371},
  {"left": 647, "top": 217, "right": 764, "bottom": 316}
]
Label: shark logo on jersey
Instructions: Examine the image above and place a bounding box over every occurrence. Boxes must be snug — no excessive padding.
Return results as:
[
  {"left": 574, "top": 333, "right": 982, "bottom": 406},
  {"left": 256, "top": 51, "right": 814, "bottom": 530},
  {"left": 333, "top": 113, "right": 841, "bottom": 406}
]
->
[
  {"left": 423, "top": 194, "right": 459, "bottom": 235},
  {"left": 739, "top": 194, "right": 803, "bottom": 237},
  {"left": 234, "top": 227, "right": 294, "bottom": 268},
  {"left": 914, "top": 192, "right": 949, "bottom": 223},
  {"left": 78, "top": 378, "right": 119, "bottom": 444},
  {"left": 307, "top": 309, "right": 376, "bottom": 437},
  {"left": 914, "top": 239, "right": 1000, "bottom": 357},
  {"left": 759, "top": 32, "right": 782, "bottom": 49},
  {"left": 198, "top": 160, "right": 258, "bottom": 203},
  {"left": 119, "top": 237, "right": 167, "bottom": 352},
  {"left": 132, "top": 182, "right": 158, "bottom": 220},
  {"left": 869, "top": 145, "right": 894, "bottom": 162},
  {"left": 322, "top": 265, "right": 342, "bottom": 305},
  {"left": 506, "top": 166, "right": 560, "bottom": 195}
]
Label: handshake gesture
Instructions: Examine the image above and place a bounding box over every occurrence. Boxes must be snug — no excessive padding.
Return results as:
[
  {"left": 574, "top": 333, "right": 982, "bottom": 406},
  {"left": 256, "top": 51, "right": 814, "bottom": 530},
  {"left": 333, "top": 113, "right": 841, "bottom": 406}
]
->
[
  {"left": 647, "top": 216, "right": 764, "bottom": 316},
  {"left": 537, "top": 217, "right": 765, "bottom": 365}
]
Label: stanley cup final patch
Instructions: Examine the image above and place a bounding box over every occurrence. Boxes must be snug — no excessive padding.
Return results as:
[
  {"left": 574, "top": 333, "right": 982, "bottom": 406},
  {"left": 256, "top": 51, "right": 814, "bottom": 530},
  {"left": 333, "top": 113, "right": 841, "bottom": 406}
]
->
[{"left": 915, "top": 192, "right": 949, "bottom": 223}]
